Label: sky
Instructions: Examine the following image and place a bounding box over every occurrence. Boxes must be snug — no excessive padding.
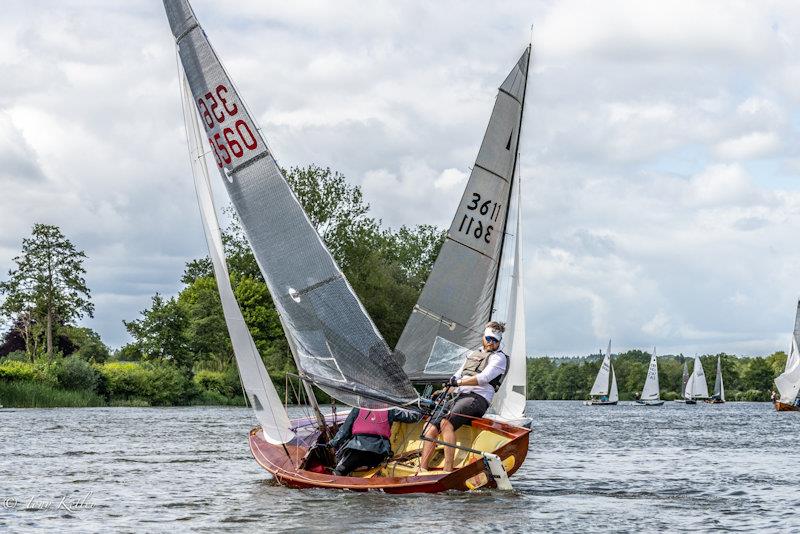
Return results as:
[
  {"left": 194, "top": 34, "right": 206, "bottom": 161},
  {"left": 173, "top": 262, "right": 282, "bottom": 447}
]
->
[{"left": 1, "top": 0, "right": 799, "bottom": 357}]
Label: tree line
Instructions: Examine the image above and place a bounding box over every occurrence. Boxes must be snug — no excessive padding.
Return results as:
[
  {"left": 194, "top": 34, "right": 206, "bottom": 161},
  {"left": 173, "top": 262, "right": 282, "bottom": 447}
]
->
[{"left": 0, "top": 164, "right": 789, "bottom": 406}]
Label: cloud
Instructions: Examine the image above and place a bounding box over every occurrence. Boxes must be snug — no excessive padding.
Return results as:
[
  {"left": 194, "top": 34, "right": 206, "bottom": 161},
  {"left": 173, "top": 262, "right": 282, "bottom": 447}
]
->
[{"left": 1, "top": 0, "right": 800, "bottom": 358}]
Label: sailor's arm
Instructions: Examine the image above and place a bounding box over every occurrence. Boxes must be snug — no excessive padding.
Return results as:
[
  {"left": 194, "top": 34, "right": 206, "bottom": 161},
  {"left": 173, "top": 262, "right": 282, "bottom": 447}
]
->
[{"left": 329, "top": 409, "right": 358, "bottom": 448}]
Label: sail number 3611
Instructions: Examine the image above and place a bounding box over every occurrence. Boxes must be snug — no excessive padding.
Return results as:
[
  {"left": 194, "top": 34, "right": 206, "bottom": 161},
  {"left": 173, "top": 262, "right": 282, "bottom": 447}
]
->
[
  {"left": 458, "top": 193, "right": 501, "bottom": 244},
  {"left": 196, "top": 84, "right": 258, "bottom": 168}
]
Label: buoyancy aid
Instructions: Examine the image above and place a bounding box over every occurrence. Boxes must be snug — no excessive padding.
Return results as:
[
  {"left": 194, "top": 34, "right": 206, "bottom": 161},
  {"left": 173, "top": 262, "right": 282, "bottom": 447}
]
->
[
  {"left": 461, "top": 349, "right": 509, "bottom": 392},
  {"left": 351, "top": 409, "right": 391, "bottom": 439}
]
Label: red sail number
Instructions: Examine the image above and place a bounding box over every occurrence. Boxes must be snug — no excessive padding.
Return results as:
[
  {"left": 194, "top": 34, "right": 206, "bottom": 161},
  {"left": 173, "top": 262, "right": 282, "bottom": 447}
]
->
[{"left": 198, "top": 83, "right": 259, "bottom": 168}]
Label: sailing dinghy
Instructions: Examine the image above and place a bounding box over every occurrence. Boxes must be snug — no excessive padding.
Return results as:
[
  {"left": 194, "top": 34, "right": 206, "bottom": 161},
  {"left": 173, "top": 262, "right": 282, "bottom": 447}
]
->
[
  {"left": 165, "top": 0, "right": 531, "bottom": 491},
  {"left": 683, "top": 355, "right": 709, "bottom": 403},
  {"left": 673, "top": 360, "right": 695, "bottom": 404},
  {"left": 774, "top": 301, "right": 800, "bottom": 412},
  {"left": 705, "top": 356, "right": 725, "bottom": 404},
  {"left": 585, "top": 340, "right": 619, "bottom": 405},
  {"left": 635, "top": 348, "right": 663, "bottom": 406}
]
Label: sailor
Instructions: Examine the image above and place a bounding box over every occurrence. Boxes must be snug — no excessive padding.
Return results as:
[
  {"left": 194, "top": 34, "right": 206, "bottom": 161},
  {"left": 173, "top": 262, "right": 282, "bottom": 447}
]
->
[
  {"left": 328, "top": 407, "right": 421, "bottom": 476},
  {"left": 420, "top": 321, "right": 508, "bottom": 472}
]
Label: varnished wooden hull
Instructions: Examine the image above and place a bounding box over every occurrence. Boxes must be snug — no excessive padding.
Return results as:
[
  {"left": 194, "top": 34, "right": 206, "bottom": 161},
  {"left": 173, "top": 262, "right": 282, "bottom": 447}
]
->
[
  {"left": 248, "top": 416, "right": 530, "bottom": 493},
  {"left": 774, "top": 401, "right": 800, "bottom": 412},
  {"left": 704, "top": 399, "right": 725, "bottom": 404}
]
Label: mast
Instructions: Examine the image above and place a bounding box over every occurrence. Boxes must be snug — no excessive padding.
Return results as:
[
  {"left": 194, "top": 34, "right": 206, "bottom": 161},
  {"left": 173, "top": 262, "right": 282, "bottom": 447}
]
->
[{"left": 489, "top": 44, "right": 531, "bottom": 317}]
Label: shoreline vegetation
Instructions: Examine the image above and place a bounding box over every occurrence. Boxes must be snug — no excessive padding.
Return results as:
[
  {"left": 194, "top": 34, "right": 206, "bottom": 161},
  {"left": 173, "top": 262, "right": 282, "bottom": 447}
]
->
[{"left": 0, "top": 165, "right": 786, "bottom": 408}]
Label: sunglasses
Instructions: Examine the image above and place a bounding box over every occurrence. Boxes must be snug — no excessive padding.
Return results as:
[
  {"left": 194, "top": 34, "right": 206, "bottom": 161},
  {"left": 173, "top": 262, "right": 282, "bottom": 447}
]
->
[{"left": 484, "top": 336, "right": 499, "bottom": 344}]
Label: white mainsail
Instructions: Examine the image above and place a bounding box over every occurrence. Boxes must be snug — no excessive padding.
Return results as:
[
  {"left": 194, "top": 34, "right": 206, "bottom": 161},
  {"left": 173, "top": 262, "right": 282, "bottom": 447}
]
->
[
  {"left": 685, "top": 355, "right": 709, "bottom": 399},
  {"left": 640, "top": 348, "right": 660, "bottom": 401},
  {"left": 487, "top": 174, "right": 526, "bottom": 420},
  {"left": 590, "top": 340, "right": 613, "bottom": 397},
  {"left": 775, "top": 300, "right": 800, "bottom": 403},
  {"left": 178, "top": 66, "right": 293, "bottom": 444}
]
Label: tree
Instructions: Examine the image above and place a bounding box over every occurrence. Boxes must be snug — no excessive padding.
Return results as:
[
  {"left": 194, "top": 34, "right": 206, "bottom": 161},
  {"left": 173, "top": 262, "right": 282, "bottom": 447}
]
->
[
  {"left": 123, "top": 294, "right": 192, "bottom": 372},
  {"left": 0, "top": 224, "right": 94, "bottom": 360}
]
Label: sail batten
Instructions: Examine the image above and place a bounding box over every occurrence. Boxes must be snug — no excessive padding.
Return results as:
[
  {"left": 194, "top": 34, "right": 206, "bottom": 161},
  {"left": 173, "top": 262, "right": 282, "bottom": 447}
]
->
[
  {"left": 165, "top": 0, "right": 418, "bottom": 409},
  {"left": 396, "top": 47, "right": 531, "bottom": 381}
]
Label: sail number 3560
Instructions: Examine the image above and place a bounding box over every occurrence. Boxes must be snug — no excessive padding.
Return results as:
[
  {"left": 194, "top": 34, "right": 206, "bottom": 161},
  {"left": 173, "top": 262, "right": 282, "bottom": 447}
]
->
[
  {"left": 458, "top": 193, "right": 502, "bottom": 244},
  {"left": 196, "top": 84, "right": 258, "bottom": 168}
]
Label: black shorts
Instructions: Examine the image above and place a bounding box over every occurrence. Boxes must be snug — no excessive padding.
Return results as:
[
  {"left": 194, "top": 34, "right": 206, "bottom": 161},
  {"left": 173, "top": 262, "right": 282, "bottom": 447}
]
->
[{"left": 431, "top": 392, "right": 489, "bottom": 431}]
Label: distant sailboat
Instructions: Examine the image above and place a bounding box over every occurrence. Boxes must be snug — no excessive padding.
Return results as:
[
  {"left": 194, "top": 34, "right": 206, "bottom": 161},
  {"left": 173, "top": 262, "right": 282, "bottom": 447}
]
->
[
  {"left": 683, "top": 355, "right": 709, "bottom": 402},
  {"left": 635, "top": 348, "right": 664, "bottom": 406},
  {"left": 705, "top": 356, "right": 725, "bottom": 404},
  {"left": 774, "top": 300, "right": 800, "bottom": 412},
  {"left": 674, "top": 359, "right": 695, "bottom": 404},
  {"left": 586, "top": 340, "right": 619, "bottom": 406}
]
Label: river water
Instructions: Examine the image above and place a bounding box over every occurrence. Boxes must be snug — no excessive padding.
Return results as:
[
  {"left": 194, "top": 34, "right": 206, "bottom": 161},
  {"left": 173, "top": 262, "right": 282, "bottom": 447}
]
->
[{"left": 1, "top": 401, "right": 796, "bottom": 532}]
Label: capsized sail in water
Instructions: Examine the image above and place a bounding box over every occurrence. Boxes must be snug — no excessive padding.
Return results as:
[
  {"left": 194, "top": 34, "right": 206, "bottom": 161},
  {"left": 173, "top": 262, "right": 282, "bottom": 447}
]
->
[
  {"left": 775, "top": 300, "right": 800, "bottom": 411},
  {"left": 586, "top": 340, "right": 618, "bottom": 405},
  {"left": 165, "top": 0, "right": 532, "bottom": 491}
]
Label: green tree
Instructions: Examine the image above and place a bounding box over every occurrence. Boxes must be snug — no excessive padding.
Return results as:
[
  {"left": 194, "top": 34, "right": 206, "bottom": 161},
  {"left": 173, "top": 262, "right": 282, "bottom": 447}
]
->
[
  {"left": 0, "top": 224, "right": 94, "bottom": 360},
  {"left": 123, "top": 294, "right": 192, "bottom": 372},
  {"left": 742, "top": 357, "right": 775, "bottom": 392}
]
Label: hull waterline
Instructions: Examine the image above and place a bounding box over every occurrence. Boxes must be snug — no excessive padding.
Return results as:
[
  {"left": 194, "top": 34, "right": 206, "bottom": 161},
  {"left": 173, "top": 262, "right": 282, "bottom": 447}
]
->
[{"left": 774, "top": 401, "right": 800, "bottom": 412}]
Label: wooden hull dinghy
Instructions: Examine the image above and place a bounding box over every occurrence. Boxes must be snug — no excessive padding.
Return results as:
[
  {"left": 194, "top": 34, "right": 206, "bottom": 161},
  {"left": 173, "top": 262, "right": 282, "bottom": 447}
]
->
[
  {"left": 704, "top": 398, "right": 724, "bottom": 404},
  {"left": 166, "top": 0, "right": 533, "bottom": 492},
  {"left": 774, "top": 401, "right": 800, "bottom": 412},
  {"left": 249, "top": 415, "right": 530, "bottom": 492}
]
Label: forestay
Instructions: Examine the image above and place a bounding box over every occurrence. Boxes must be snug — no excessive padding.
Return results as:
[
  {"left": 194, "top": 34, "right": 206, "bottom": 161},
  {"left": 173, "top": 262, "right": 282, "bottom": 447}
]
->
[
  {"left": 164, "top": 0, "right": 418, "bottom": 409},
  {"left": 487, "top": 176, "right": 527, "bottom": 420},
  {"left": 776, "top": 300, "right": 800, "bottom": 403},
  {"left": 178, "top": 66, "right": 293, "bottom": 444},
  {"left": 394, "top": 47, "right": 531, "bottom": 381},
  {"left": 640, "top": 348, "right": 660, "bottom": 401}
]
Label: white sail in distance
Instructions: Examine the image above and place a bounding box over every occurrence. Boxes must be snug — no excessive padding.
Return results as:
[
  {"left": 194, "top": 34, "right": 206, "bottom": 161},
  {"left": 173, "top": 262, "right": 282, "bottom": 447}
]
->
[
  {"left": 776, "top": 300, "right": 800, "bottom": 403},
  {"left": 487, "top": 168, "right": 526, "bottom": 421},
  {"left": 640, "top": 348, "right": 660, "bottom": 401},
  {"left": 164, "top": 0, "right": 418, "bottom": 409},
  {"left": 178, "top": 65, "right": 293, "bottom": 444},
  {"left": 590, "top": 340, "right": 613, "bottom": 396},
  {"left": 609, "top": 365, "right": 619, "bottom": 403},
  {"left": 395, "top": 47, "right": 531, "bottom": 381},
  {"left": 685, "top": 355, "right": 709, "bottom": 399},
  {"left": 713, "top": 355, "right": 725, "bottom": 401}
]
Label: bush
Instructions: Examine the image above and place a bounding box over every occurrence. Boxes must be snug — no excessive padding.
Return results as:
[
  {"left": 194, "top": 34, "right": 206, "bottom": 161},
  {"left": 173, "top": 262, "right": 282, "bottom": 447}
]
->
[
  {"left": 56, "top": 356, "right": 99, "bottom": 392},
  {"left": 2, "top": 351, "right": 28, "bottom": 362},
  {"left": 0, "top": 360, "right": 57, "bottom": 386},
  {"left": 98, "top": 361, "right": 194, "bottom": 405},
  {"left": 194, "top": 369, "right": 228, "bottom": 395}
]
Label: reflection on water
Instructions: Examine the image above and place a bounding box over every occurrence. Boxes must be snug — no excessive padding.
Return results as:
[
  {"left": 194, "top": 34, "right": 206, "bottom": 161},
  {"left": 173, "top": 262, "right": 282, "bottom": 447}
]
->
[{"left": 1, "top": 402, "right": 797, "bottom": 532}]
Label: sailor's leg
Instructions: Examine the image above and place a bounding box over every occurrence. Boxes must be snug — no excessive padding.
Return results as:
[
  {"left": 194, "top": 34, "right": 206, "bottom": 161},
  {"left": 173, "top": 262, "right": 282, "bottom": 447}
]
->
[
  {"left": 440, "top": 419, "right": 456, "bottom": 471},
  {"left": 334, "top": 449, "right": 361, "bottom": 476},
  {"left": 419, "top": 424, "right": 440, "bottom": 470}
]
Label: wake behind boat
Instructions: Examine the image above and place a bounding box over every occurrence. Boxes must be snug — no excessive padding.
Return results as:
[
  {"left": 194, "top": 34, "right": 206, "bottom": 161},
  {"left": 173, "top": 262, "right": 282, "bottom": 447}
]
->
[
  {"left": 165, "top": 0, "right": 532, "bottom": 492},
  {"left": 586, "top": 340, "right": 618, "bottom": 405}
]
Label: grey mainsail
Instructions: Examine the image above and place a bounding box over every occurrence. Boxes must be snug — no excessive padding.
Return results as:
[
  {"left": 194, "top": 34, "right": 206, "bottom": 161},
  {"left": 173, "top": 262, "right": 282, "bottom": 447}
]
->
[
  {"left": 164, "top": 0, "right": 418, "bottom": 409},
  {"left": 712, "top": 355, "right": 724, "bottom": 401},
  {"left": 395, "top": 47, "right": 531, "bottom": 381}
]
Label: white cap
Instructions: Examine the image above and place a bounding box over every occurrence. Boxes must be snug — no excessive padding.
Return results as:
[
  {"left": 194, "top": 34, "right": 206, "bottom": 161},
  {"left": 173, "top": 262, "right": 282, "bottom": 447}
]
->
[{"left": 484, "top": 326, "right": 503, "bottom": 341}]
